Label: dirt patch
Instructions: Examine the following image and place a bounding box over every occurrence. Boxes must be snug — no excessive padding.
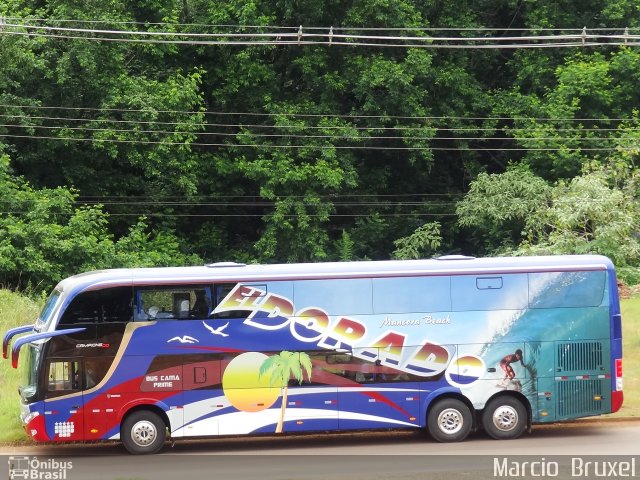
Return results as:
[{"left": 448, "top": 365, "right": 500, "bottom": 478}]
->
[{"left": 617, "top": 280, "right": 640, "bottom": 299}]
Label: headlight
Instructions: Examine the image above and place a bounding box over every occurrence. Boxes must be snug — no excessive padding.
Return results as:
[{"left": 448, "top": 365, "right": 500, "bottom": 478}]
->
[{"left": 21, "top": 411, "right": 40, "bottom": 425}]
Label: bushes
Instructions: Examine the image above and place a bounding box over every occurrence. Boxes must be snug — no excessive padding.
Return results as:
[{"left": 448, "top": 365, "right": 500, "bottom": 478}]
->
[{"left": 0, "top": 154, "right": 200, "bottom": 293}]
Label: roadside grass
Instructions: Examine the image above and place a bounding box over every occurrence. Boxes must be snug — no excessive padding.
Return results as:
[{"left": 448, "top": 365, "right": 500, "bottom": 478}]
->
[
  {"left": 619, "top": 296, "right": 640, "bottom": 417},
  {"left": 0, "top": 290, "right": 41, "bottom": 442},
  {"left": 0, "top": 291, "right": 638, "bottom": 444}
]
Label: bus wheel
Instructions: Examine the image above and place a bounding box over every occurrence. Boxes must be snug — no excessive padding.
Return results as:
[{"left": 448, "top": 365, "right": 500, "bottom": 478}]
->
[
  {"left": 121, "top": 410, "right": 166, "bottom": 454},
  {"left": 482, "top": 396, "right": 527, "bottom": 440},
  {"left": 427, "top": 398, "right": 473, "bottom": 442}
]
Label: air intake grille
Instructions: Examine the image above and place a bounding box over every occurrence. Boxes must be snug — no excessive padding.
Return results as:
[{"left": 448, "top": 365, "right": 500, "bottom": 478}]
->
[
  {"left": 557, "top": 341, "right": 603, "bottom": 373},
  {"left": 557, "top": 380, "right": 606, "bottom": 417}
]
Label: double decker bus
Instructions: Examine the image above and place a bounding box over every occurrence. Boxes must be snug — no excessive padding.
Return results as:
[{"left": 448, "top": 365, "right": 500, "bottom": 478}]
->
[{"left": 3, "top": 255, "right": 623, "bottom": 454}]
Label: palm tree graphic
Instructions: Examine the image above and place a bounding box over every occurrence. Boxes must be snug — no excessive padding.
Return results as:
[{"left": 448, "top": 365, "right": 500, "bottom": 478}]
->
[{"left": 259, "top": 351, "right": 312, "bottom": 433}]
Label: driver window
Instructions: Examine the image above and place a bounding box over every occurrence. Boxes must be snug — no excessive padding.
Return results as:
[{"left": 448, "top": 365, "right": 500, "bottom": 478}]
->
[{"left": 46, "top": 360, "right": 80, "bottom": 398}]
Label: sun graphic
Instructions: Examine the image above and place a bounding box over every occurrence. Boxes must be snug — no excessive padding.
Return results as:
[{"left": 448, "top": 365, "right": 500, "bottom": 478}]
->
[
  {"left": 222, "top": 352, "right": 280, "bottom": 412},
  {"left": 445, "top": 354, "right": 485, "bottom": 388}
]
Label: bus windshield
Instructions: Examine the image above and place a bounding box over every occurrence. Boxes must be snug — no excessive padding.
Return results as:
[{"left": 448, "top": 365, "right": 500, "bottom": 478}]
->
[
  {"left": 35, "top": 290, "right": 61, "bottom": 331},
  {"left": 19, "top": 344, "right": 40, "bottom": 400}
]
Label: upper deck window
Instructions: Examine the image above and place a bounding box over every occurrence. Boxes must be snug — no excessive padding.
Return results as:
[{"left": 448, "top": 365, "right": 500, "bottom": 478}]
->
[
  {"left": 529, "top": 271, "right": 607, "bottom": 308},
  {"left": 373, "top": 276, "right": 451, "bottom": 314},
  {"left": 59, "top": 287, "right": 133, "bottom": 325},
  {"left": 451, "top": 274, "right": 528, "bottom": 311},
  {"left": 135, "top": 286, "right": 213, "bottom": 321},
  {"left": 294, "top": 279, "right": 373, "bottom": 315}
]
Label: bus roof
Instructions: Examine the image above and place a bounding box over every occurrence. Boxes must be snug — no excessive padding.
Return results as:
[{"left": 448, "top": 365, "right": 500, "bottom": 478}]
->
[{"left": 55, "top": 254, "right": 615, "bottom": 294}]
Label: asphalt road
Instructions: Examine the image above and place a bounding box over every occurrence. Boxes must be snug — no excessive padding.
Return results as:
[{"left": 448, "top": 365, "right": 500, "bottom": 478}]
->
[{"left": 2, "top": 421, "right": 639, "bottom": 480}]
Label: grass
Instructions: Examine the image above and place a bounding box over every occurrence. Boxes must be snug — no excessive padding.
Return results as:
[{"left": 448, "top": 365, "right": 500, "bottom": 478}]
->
[
  {"left": 0, "top": 290, "right": 638, "bottom": 444},
  {"left": 0, "top": 290, "right": 41, "bottom": 442},
  {"left": 619, "top": 296, "right": 640, "bottom": 417}
]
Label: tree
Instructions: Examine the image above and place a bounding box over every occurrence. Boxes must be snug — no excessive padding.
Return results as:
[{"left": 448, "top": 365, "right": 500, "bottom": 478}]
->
[
  {"left": 392, "top": 222, "right": 442, "bottom": 260},
  {"left": 335, "top": 230, "right": 356, "bottom": 261},
  {"left": 2, "top": 0, "right": 640, "bottom": 279},
  {"left": 516, "top": 169, "right": 640, "bottom": 271},
  {"left": 0, "top": 153, "right": 200, "bottom": 292},
  {"left": 494, "top": 49, "right": 640, "bottom": 181},
  {"left": 456, "top": 167, "right": 551, "bottom": 254},
  {"left": 259, "top": 351, "right": 312, "bottom": 433}
]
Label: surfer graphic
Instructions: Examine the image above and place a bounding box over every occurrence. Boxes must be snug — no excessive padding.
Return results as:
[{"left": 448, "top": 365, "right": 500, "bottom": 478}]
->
[{"left": 498, "top": 349, "right": 523, "bottom": 390}]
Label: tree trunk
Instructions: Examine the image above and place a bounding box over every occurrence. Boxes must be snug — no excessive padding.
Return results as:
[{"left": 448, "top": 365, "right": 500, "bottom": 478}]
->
[{"left": 275, "top": 386, "right": 288, "bottom": 433}]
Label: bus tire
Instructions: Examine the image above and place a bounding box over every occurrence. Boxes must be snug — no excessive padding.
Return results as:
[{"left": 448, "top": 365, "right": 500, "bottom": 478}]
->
[
  {"left": 482, "top": 396, "right": 527, "bottom": 440},
  {"left": 121, "top": 410, "right": 166, "bottom": 454},
  {"left": 427, "top": 398, "right": 473, "bottom": 442}
]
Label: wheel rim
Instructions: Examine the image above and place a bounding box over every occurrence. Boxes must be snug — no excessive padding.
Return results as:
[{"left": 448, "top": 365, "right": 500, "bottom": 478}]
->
[
  {"left": 437, "top": 408, "right": 464, "bottom": 435},
  {"left": 130, "top": 420, "right": 158, "bottom": 447},
  {"left": 491, "top": 405, "right": 519, "bottom": 432}
]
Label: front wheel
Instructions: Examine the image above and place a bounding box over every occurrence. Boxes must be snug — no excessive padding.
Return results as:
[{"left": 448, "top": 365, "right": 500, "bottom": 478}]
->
[
  {"left": 427, "top": 398, "right": 473, "bottom": 442},
  {"left": 121, "top": 410, "right": 167, "bottom": 454},
  {"left": 482, "top": 396, "right": 527, "bottom": 440}
]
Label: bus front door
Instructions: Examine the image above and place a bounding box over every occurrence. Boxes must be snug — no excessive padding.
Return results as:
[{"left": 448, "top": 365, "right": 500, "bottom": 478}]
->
[{"left": 43, "top": 359, "right": 85, "bottom": 441}]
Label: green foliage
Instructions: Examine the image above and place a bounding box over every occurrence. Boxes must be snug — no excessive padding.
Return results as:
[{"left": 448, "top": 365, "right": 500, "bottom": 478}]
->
[
  {"left": 457, "top": 164, "right": 640, "bottom": 269},
  {"left": 113, "top": 219, "right": 202, "bottom": 268},
  {"left": 0, "top": 154, "right": 112, "bottom": 289},
  {"left": 0, "top": 290, "right": 41, "bottom": 442},
  {"left": 0, "top": 153, "right": 200, "bottom": 292},
  {"left": 617, "top": 267, "right": 640, "bottom": 287},
  {"left": 456, "top": 167, "right": 551, "bottom": 254},
  {"left": 259, "top": 351, "right": 313, "bottom": 387},
  {"left": 335, "top": 230, "right": 355, "bottom": 261},
  {"left": 495, "top": 49, "right": 640, "bottom": 181},
  {"left": 516, "top": 170, "right": 640, "bottom": 265},
  {"left": 1, "top": 0, "right": 640, "bottom": 284},
  {"left": 392, "top": 222, "right": 442, "bottom": 260}
]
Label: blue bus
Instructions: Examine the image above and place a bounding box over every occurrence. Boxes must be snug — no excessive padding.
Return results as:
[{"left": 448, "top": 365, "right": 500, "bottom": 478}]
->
[{"left": 3, "top": 255, "right": 623, "bottom": 454}]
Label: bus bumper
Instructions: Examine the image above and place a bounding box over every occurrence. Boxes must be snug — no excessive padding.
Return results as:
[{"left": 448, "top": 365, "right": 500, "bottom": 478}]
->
[
  {"left": 611, "top": 390, "right": 624, "bottom": 413},
  {"left": 20, "top": 405, "right": 50, "bottom": 442}
]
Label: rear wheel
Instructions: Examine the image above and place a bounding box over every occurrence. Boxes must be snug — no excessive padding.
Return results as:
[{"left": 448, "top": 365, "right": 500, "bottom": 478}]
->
[
  {"left": 482, "top": 396, "right": 527, "bottom": 440},
  {"left": 427, "top": 398, "right": 473, "bottom": 442},
  {"left": 121, "top": 410, "right": 166, "bottom": 454}
]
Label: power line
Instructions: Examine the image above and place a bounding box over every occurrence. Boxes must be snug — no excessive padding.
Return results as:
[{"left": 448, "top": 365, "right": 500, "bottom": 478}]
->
[
  {"left": 0, "top": 210, "right": 457, "bottom": 218},
  {"left": 3, "top": 114, "right": 640, "bottom": 134},
  {"left": 3, "top": 114, "right": 640, "bottom": 135},
  {"left": 3, "top": 122, "right": 639, "bottom": 143},
  {"left": 0, "top": 194, "right": 627, "bottom": 214},
  {"left": 2, "top": 103, "right": 638, "bottom": 122},
  {"left": 3, "top": 22, "right": 640, "bottom": 48},
  {"left": 4, "top": 21, "right": 640, "bottom": 41},
  {"left": 2, "top": 132, "right": 639, "bottom": 151},
  {"left": 74, "top": 192, "right": 463, "bottom": 199},
  {"left": 1, "top": 200, "right": 457, "bottom": 208},
  {"left": 4, "top": 18, "right": 638, "bottom": 32}
]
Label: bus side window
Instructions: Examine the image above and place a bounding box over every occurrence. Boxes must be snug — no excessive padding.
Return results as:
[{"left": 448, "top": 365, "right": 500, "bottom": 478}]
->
[
  {"left": 190, "top": 289, "right": 212, "bottom": 319},
  {"left": 59, "top": 291, "right": 100, "bottom": 325},
  {"left": 212, "top": 283, "right": 251, "bottom": 319},
  {"left": 136, "top": 289, "right": 177, "bottom": 320},
  {"left": 83, "top": 357, "right": 113, "bottom": 389},
  {"left": 101, "top": 287, "right": 134, "bottom": 322},
  {"left": 135, "top": 286, "right": 213, "bottom": 320},
  {"left": 173, "top": 293, "right": 191, "bottom": 319},
  {"left": 46, "top": 360, "right": 80, "bottom": 398},
  {"left": 59, "top": 287, "right": 133, "bottom": 325}
]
